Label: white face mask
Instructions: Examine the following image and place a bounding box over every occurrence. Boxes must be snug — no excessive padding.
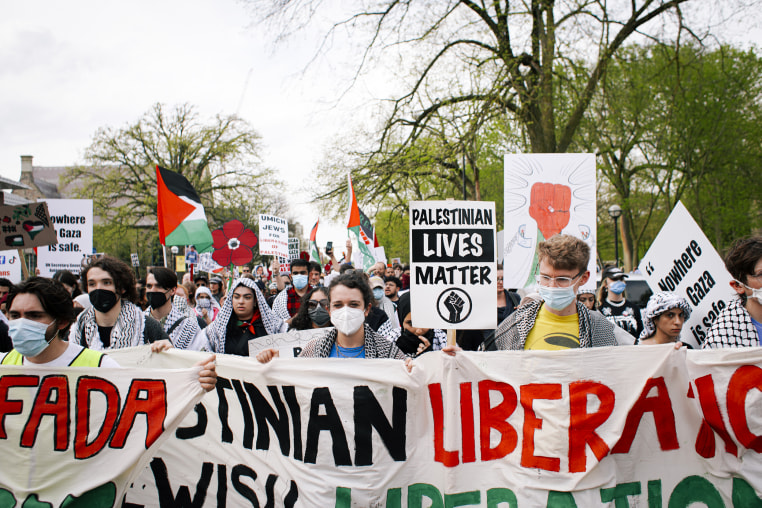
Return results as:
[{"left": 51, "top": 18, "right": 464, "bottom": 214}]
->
[
  {"left": 737, "top": 280, "right": 762, "bottom": 304},
  {"left": 330, "top": 306, "right": 366, "bottom": 336}
]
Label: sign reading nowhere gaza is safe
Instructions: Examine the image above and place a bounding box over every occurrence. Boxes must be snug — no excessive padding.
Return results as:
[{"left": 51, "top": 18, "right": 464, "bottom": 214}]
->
[
  {"left": 410, "top": 201, "right": 496, "bottom": 329},
  {"left": 258, "top": 214, "right": 289, "bottom": 259},
  {"left": 638, "top": 201, "right": 737, "bottom": 348},
  {"left": 37, "top": 199, "right": 93, "bottom": 277}
]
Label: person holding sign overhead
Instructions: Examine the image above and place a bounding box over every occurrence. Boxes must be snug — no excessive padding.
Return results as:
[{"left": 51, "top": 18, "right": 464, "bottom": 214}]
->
[
  {"left": 703, "top": 236, "right": 762, "bottom": 348},
  {"left": 482, "top": 235, "right": 617, "bottom": 350}
]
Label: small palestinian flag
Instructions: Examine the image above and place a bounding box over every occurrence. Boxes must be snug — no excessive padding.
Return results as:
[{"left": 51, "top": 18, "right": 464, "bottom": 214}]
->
[
  {"left": 156, "top": 165, "right": 214, "bottom": 252},
  {"left": 309, "top": 219, "right": 320, "bottom": 263}
]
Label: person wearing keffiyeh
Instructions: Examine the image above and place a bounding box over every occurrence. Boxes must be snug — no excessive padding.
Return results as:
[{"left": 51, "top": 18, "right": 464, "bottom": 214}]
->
[
  {"left": 143, "top": 267, "right": 205, "bottom": 350},
  {"left": 637, "top": 292, "right": 692, "bottom": 346},
  {"left": 202, "top": 278, "right": 287, "bottom": 356}
]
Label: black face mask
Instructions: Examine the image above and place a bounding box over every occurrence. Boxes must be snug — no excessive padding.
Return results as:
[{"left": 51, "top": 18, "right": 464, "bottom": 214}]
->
[
  {"left": 396, "top": 328, "right": 433, "bottom": 355},
  {"left": 89, "top": 289, "right": 119, "bottom": 313},
  {"left": 308, "top": 305, "right": 331, "bottom": 327},
  {"left": 146, "top": 291, "right": 169, "bottom": 309}
]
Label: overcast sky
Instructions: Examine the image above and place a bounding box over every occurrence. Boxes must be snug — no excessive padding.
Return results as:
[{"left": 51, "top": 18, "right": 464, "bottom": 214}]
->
[{"left": 1, "top": 1, "right": 759, "bottom": 260}]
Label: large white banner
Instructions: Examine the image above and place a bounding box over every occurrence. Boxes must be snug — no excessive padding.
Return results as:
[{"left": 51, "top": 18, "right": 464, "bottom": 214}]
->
[
  {"left": 638, "top": 201, "right": 737, "bottom": 348},
  {"left": 0, "top": 250, "right": 22, "bottom": 283},
  {"left": 259, "top": 214, "right": 289, "bottom": 258},
  {"left": 104, "top": 347, "right": 762, "bottom": 507},
  {"left": 409, "top": 201, "right": 497, "bottom": 329},
  {"left": 503, "top": 154, "right": 596, "bottom": 289},
  {"left": 36, "top": 199, "right": 93, "bottom": 277},
  {"left": 0, "top": 363, "right": 203, "bottom": 506}
]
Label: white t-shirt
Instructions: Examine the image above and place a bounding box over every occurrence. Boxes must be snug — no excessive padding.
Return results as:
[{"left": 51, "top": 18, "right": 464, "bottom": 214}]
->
[{"left": 18, "top": 341, "right": 120, "bottom": 367}]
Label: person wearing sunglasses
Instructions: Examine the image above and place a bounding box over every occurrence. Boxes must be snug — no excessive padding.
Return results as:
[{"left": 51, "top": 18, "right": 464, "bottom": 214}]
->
[
  {"left": 289, "top": 287, "right": 332, "bottom": 331},
  {"left": 704, "top": 236, "right": 762, "bottom": 348},
  {"left": 484, "top": 234, "right": 617, "bottom": 350}
]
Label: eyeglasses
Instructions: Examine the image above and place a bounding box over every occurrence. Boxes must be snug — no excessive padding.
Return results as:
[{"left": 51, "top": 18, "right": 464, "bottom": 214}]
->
[
  {"left": 307, "top": 299, "right": 329, "bottom": 309},
  {"left": 535, "top": 272, "right": 584, "bottom": 288}
]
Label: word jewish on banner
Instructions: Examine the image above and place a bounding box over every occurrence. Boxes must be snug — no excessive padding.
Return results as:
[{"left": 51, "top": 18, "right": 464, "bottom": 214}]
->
[
  {"left": 410, "top": 201, "right": 497, "bottom": 329},
  {"left": 259, "top": 214, "right": 289, "bottom": 258},
  {"left": 36, "top": 199, "right": 93, "bottom": 277},
  {"left": 638, "top": 201, "right": 736, "bottom": 348},
  {"left": 0, "top": 202, "right": 57, "bottom": 251}
]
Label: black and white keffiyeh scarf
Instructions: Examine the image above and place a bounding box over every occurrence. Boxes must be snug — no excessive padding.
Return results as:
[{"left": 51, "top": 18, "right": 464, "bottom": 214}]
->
[
  {"left": 70, "top": 299, "right": 145, "bottom": 350},
  {"left": 144, "top": 302, "right": 200, "bottom": 350},
  {"left": 703, "top": 297, "right": 760, "bottom": 348},
  {"left": 204, "top": 278, "right": 286, "bottom": 354},
  {"left": 639, "top": 292, "right": 692, "bottom": 341},
  {"left": 299, "top": 324, "right": 407, "bottom": 359}
]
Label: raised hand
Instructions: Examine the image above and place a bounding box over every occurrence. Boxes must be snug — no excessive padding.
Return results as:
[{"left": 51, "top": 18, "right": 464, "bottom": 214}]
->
[{"left": 529, "top": 182, "right": 571, "bottom": 239}]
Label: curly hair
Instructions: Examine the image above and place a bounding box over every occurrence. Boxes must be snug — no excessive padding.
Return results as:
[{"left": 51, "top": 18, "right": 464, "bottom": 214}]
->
[
  {"left": 82, "top": 256, "right": 138, "bottom": 303},
  {"left": 328, "top": 271, "right": 373, "bottom": 308},
  {"left": 290, "top": 287, "right": 330, "bottom": 331},
  {"left": 537, "top": 234, "right": 590, "bottom": 273}
]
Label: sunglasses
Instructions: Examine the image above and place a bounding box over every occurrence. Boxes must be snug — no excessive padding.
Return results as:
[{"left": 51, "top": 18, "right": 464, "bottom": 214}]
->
[{"left": 307, "top": 299, "right": 329, "bottom": 309}]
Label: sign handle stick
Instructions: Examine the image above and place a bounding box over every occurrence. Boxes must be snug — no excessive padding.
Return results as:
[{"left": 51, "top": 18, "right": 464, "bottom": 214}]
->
[
  {"left": 447, "top": 329, "right": 457, "bottom": 347},
  {"left": 17, "top": 249, "right": 29, "bottom": 280}
]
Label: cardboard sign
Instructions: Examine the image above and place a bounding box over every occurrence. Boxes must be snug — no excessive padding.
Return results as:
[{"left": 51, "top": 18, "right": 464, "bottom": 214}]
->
[
  {"left": 409, "top": 201, "right": 497, "bottom": 329},
  {"left": 503, "top": 154, "right": 596, "bottom": 289},
  {"left": 638, "top": 201, "right": 737, "bottom": 347},
  {"left": 288, "top": 238, "right": 300, "bottom": 260},
  {"left": 259, "top": 214, "right": 289, "bottom": 258},
  {"left": 0, "top": 202, "right": 57, "bottom": 251},
  {"left": 175, "top": 255, "right": 186, "bottom": 272},
  {"left": 36, "top": 199, "right": 93, "bottom": 277}
]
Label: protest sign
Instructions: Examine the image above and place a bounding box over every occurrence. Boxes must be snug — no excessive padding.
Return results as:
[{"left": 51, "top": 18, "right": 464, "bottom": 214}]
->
[
  {"left": 288, "top": 238, "right": 300, "bottom": 260},
  {"left": 198, "top": 252, "right": 223, "bottom": 273},
  {"left": 130, "top": 253, "right": 140, "bottom": 267},
  {"left": 186, "top": 248, "right": 199, "bottom": 266},
  {"left": 503, "top": 154, "right": 596, "bottom": 289},
  {"left": 175, "top": 254, "right": 186, "bottom": 272},
  {"left": 248, "top": 328, "right": 332, "bottom": 357},
  {"left": 638, "top": 201, "right": 737, "bottom": 348},
  {"left": 0, "top": 362, "right": 203, "bottom": 506},
  {"left": 375, "top": 246, "right": 386, "bottom": 264},
  {"left": 0, "top": 250, "right": 22, "bottom": 283},
  {"left": 36, "top": 199, "right": 93, "bottom": 277},
  {"left": 0, "top": 202, "right": 57, "bottom": 251},
  {"left": 409, "top": 201, "right": 497, "bottom": 329},
  {"left": 108, "top": 346, "right": 762, "bottom": 507},
  {"left": 259, "top": 214, "right": 289, "bottom": 258}
]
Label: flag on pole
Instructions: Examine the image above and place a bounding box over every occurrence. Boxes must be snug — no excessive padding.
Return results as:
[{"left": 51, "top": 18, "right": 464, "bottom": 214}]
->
[
  {"left": 309, "top": 219, "right": 320, "bottom": 263},
  {"left": 346, "top": 174, "right": 376, "bottom": 272},
  {"left": 156, "top": 166, "right": 214, "bottom": 252}
]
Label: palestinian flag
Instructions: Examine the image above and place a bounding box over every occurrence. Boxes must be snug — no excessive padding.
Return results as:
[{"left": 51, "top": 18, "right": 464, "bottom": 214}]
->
[
  {"left": 156, "top": 166, "right": 214, "bottom": 252},
  {"left": 346, "top": 173, "right": 376, "bottom": 272},
  {"left": 309, "top": 220, "right": 321, "bottom": 263}
]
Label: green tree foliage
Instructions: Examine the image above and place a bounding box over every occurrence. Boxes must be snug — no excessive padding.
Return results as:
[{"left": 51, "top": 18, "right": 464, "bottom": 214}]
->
[{"left": 65, "top": 103, "right": 289, "bottom": 265}]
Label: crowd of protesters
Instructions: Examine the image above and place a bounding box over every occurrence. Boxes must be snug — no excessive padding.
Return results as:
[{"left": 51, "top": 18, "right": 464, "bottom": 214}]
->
[{"left": 3, "top": 233, "right": 762, "bottom": 369}]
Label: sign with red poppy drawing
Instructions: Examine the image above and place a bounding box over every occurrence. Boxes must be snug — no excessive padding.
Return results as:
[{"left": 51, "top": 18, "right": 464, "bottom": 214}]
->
[
  {"left": 211, "top": 220, "right": 257, "bottom": 267},
  {"left": 503, "top": 154, "right": 596, "bottom": 290}
]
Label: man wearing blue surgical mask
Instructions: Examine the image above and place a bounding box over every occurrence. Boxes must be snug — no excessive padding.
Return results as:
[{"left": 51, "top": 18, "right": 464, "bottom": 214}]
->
[
  {"left": 598, "top": 266, "right": 644, "bottom": 338},
  {"left": 484, "top": 235, "right": 617, "bottom": 350},
  {"left": 272, "top": 258, "right": 313, "bottom": 324}
]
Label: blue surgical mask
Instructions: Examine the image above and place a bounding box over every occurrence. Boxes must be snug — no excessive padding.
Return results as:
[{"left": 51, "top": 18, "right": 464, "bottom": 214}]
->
[
  {"left": 373, "top": 288, "right": 384, "bottom": 300},
  {"left": 292, "top": 274, "right": 309, "bottom": 290},
  {"left": 609, "top": 281, "right": 627, "bottom": 295},
  {"left": 9, "top": 318, "right": 55, "bottom": 357},
  {"left": 538, "top": 286, "right": 577, "bottom": 311}
]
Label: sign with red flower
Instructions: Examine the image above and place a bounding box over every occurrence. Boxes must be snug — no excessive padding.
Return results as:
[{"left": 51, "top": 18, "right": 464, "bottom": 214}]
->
[{"left": 211, "top": 220, "right": 258, "bottom": 267}]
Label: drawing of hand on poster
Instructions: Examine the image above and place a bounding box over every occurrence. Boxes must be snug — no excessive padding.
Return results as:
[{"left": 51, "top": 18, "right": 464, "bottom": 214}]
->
[{"left": 503, "top": 154, "right": 596, "bottom": 290}]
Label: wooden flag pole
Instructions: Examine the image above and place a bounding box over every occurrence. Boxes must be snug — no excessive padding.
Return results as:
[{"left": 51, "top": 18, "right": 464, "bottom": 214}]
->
[
  {"left": 18, "top": 249, "right": 29, "bottom": 280},
  {"left": 447, "top": 329, "right": 457, "bottom": 347}
]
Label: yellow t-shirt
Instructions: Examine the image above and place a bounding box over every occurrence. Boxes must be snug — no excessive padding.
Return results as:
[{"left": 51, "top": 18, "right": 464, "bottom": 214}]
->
[{"left": 524, "top": 305, "right": 580, "bottom": 350}]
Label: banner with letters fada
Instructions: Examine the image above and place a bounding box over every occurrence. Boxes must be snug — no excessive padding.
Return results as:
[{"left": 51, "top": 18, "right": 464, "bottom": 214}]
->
[
  {"left": 36, "top": 199, "right": 93, "bottom": 277},
  {"left": 638, "top": 201, "right": 736, "bottom": 348},
  {"left": 109, "top": 346, "right": 762, "bottom": 507},
  {"left": 0, "top": 364, "right": 203, "bottom": 507},
  {"left": 259, "top": 214, "right": 289, "bottom": 259},
  {"left": 409, "top": 201, "right": 497, "bottom": 329}
]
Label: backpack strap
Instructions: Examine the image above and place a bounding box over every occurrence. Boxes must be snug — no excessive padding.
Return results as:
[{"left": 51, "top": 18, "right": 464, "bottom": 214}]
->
[{"left": 166, "top": 316, "right": 187, "bottom": 336}]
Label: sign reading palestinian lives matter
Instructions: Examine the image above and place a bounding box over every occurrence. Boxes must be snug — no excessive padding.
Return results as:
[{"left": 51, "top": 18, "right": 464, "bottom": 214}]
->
[
  {"left": 259, "top": 214, "right": 289, "bottom": 258},
  {"left": 503, "top": 154, "right": 596, "bottom": 290},
  {"left": 288, "top": 237, "right": 300, "bottom": 260},
  {"left": 0, "top": 250, "right": 22, "bottom": 283},
  {"left": 410, "top": 201, "right": 496, "bottom": 329},
  {"left": 0, "top": 202, "right": 57, "bottom": 251},
  {"left": 638, "top": 201, "right": 737, "bottom": 348},
  {"left": 0, "top": 362, "right": 203, "bottom": 506},
  {"left": 101, "top": 346, "right": 762, "bottom": 507},
  {"left": 36, "top": 199, "right": 92, "bottom": 277}
]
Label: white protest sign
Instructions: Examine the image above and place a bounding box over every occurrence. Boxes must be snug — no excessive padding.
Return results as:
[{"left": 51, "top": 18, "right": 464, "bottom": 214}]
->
[
  {"left": 638, "top": 201, "right": 736, "bottom": 348},
  {"left": 36, "top": 199, "right": 93, "bottom": 277},
  {"left": 198, "top": 252, "right": 222, "bottom": 273},
  {"left": 259, "top": 214, "right": 289, "bottom": 258},
  {"left": 409, "top": 201, "right": 496, "bottom": 329},
  {"left": 248, "top": 328, "right": 332, "bottom": 357},
  {"left": 0, "top": 250, "right": 22, "bottom": 283},
  {"left": 375, "top": 246, "right": 386, "bottom": 264},
  {"left": 503, "top": 154, "right": 596, "bottom": 289},
  {"left": 288, "top": 238, "right": 300, "bottom": 260}
]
